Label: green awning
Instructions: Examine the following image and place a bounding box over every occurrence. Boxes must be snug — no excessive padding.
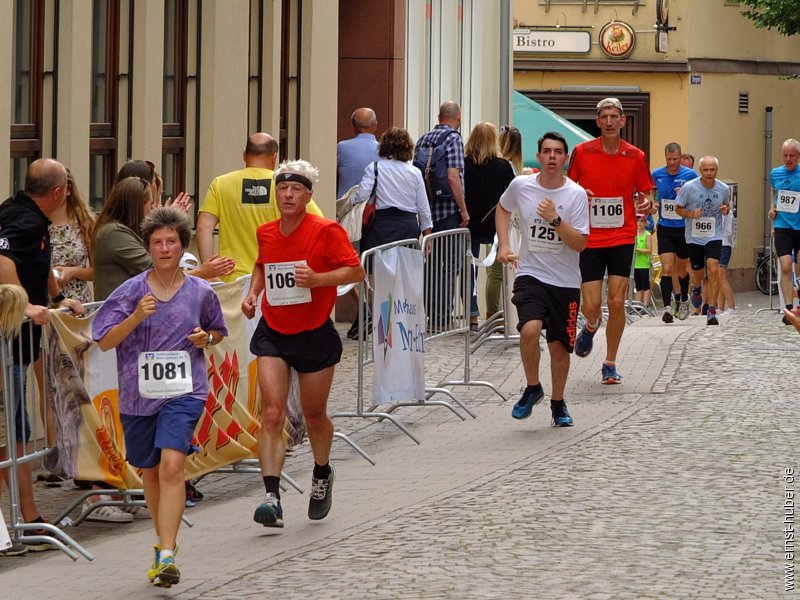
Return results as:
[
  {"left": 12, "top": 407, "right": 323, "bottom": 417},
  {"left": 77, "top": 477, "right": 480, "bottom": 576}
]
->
[{"left": 512, "top": 91, "right": 593, "bottom": 169}]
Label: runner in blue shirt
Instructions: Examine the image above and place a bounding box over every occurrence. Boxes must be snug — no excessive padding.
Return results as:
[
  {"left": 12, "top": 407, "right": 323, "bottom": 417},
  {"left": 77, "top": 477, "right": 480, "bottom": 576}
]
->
[
  {"left": 652, "top": 142, "right": 698, "bottom": 323},
  {"left": 768, "top": 139, "right": 800, "bottom": 323}
]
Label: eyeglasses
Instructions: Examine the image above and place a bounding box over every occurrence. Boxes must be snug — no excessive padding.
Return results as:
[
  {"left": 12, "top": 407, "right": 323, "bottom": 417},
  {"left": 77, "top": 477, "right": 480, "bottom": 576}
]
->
[{"left": 500, "top": 125, "right": 518, "bottom": 134}]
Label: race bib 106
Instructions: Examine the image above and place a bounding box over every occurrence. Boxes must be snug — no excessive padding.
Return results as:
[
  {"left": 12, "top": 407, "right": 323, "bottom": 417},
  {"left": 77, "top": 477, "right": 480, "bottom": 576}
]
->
[
  {"left": 138, "top": 351, "right": 193, "bottom": 399},
  {"left": 265, "top": 261, "right": 312, "bottom": 306}
]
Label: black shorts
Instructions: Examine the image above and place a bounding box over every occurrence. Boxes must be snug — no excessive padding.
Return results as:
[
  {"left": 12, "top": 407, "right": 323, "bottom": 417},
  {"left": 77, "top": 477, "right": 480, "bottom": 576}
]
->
[
  {"left": 688, "top": 241, "right": 722, "bottom": 271},
  {"left": 633, "top": 268, "right": 651, "bottom": 292},
  {"left": 774, "top": 228, "right": 800, "bottom": 258},
  {"left": 249, "top": 318, "right": 342, "bottom": 373},
  {"left": 579, "top": 244, "right": 634, "bottom": 282},
  {"left": 511, "top": 275, "right": 580, "bottom": 353},
  {"left": 656, "top": 225, "right": 688, "bottom": 259}
]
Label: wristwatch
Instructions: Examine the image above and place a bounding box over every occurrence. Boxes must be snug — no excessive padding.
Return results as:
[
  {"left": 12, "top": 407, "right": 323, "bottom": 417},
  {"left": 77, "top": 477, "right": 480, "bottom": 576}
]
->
[
  {"left": 206, "top": 332, "right": 214, "bottom": 348},
  {"left": 50, "top": 291, "right": 66, "bottom": 306},
  {"left": 549, "top": 216, "right": 562, "bottom": 228}
]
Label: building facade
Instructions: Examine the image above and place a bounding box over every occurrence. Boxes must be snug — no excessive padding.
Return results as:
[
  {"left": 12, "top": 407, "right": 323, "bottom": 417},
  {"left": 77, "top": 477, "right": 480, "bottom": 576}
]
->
[
  {"left": 2, "top": 0, "right": 507, "bottom": 222},
  {"left": 512, "top": 0, "right": 800, "bottom": 285}
]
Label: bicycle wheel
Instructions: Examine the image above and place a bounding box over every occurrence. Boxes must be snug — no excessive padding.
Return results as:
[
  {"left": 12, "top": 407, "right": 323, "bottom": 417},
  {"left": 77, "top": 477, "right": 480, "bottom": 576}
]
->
[{"left": 755, "top": 257, "right": 778, "bottom": 295}]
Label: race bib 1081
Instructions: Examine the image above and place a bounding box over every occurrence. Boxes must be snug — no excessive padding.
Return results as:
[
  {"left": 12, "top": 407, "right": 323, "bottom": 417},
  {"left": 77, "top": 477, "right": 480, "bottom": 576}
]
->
[{"left": 138, "top": 351, "right": 193, "bottom": 399}]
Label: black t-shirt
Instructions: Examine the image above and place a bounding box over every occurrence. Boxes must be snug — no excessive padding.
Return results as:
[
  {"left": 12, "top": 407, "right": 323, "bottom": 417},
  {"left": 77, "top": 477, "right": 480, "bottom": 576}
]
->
[
  {"left": 0, "top": 191, "right": 51, "bottom": 363},
  {"left": 464, "top": 156, "right": 515, "bottom": 242}
]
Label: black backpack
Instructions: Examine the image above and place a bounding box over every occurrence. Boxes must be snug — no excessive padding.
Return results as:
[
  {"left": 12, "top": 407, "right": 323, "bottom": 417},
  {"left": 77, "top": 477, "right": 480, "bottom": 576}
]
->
[{"left": 413, "top": 131, "right": 459, "bottom": 202}]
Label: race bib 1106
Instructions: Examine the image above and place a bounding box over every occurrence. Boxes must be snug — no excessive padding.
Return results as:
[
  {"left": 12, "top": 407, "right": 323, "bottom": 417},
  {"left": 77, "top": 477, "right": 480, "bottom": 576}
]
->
[{"left": 590, "top": 196, "right": 624, "bottom": 228}]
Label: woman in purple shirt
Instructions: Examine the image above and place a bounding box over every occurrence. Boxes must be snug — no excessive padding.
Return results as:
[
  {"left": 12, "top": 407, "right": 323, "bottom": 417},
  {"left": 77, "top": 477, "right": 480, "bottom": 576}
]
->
[{"left": 92, "top": 207, "right": 227, "bottom": 588}]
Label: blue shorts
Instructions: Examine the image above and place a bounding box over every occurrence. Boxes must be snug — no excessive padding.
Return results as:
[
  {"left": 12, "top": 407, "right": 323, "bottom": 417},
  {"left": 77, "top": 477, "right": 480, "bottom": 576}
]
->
[
  {"left": 120, "top": 396, "right": 205, "bottom": 469},
  {"left": 720, "top": 245, "right": 732, "bottom": 268},
  {"left": 10, "top": 364, "right": 31, "bottom": 443}
]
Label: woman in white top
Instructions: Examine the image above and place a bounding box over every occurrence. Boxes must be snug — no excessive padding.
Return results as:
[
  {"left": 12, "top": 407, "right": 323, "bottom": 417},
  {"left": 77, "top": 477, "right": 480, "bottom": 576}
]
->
[{"left": 354, "top": 127, "right": 433, "bottom": 252}]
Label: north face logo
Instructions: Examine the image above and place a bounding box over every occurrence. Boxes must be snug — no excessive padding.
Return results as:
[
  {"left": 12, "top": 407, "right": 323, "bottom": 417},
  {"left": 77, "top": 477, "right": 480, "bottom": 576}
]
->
[{"left": 241, "top": 179, "right": 271, "bottom": 205}]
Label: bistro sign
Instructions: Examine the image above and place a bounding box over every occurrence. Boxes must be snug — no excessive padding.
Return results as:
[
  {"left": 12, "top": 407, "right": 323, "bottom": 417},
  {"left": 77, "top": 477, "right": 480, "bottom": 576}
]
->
[{"left": 513, "top": 29, "right": 591, "bottom": 54}]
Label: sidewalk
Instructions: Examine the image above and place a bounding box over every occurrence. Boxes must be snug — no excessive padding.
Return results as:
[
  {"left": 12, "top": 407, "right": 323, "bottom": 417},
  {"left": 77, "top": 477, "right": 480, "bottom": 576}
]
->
[{"left": 1, "top": 291, "right": 793, "bottom": 599}]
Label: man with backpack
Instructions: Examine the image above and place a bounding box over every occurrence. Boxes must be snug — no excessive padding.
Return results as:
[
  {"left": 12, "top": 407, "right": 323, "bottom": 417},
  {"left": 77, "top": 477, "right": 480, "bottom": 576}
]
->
[{"left": 414, "top": 100, "right": 470, "bottom": 330}]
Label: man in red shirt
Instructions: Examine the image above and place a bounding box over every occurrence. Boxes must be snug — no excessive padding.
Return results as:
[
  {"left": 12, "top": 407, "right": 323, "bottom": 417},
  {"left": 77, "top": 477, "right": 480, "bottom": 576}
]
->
[
  {"left": 242, "top": 160, "right": 365, "bottom": 528},
  {"left": 567, "top": 98, "right": 654, "bottom": 384}
]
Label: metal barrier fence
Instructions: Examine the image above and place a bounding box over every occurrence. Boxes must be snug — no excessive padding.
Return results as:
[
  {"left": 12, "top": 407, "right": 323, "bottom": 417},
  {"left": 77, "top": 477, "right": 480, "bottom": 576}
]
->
[
  {"left": 1, "top": 291, "right": 359, "bottom": 561},
  {"left": 332, "top": 231, "right": 510, "bottom": 446},
  {"left": 331, "top": 239, "right": 432, "bottom": 445},
  {"left": 419, "top": 229, "right": 507, "bottom": 403},
  {"left": 1, "top": 320, "right": 93, "bottom": 561}
]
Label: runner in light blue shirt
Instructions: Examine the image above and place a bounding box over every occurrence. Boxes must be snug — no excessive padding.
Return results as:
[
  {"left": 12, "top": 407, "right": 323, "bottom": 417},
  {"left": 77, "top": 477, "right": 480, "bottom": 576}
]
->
[{"left": 676, "top": 156, "right": 730, "bottom": 326}]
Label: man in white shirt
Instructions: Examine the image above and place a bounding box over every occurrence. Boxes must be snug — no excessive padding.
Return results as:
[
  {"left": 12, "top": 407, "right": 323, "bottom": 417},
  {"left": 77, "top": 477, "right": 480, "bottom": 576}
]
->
[{"left": 496, "top": 132, "right": 590, "bottom": 427}]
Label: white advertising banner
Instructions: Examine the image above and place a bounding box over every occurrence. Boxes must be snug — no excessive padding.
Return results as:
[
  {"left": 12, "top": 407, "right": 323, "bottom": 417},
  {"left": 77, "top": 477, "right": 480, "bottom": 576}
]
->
[
  {"left": 0, "top": 507, "right": 10, "bottom": 550},
  {"left": 372, "top": 246, "right": 426, "bottom": 404}
]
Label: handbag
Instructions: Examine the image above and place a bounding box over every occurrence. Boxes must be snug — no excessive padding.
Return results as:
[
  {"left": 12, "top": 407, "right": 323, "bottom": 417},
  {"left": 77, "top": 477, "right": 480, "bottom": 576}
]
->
[{"left": 362, "top": 161, "right": 379, "bottom": 233}]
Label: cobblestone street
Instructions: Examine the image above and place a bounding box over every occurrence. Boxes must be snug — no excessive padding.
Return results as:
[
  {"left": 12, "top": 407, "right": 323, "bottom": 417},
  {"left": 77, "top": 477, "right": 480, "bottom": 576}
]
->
[{"left": 1, "top": 293, "right": 797, "bottom": 599}]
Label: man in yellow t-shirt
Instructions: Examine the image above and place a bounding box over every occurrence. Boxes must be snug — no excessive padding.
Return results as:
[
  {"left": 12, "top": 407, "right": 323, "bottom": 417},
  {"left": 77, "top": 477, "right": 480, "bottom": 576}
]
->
[{"left": 196, "top": 133, "right": 323, "bottom": 282}]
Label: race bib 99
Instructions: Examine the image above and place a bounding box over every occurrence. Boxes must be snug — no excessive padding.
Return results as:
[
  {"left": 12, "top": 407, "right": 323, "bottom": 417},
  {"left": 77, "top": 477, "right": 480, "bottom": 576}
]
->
[{"left": 660, "top": 199, "right": 678, "bottom": 218}]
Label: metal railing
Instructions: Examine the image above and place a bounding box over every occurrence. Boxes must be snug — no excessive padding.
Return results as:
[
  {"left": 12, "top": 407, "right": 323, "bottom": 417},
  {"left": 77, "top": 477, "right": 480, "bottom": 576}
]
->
[{"left": 1, "top": 322, "right": 93, "bottom": 561}]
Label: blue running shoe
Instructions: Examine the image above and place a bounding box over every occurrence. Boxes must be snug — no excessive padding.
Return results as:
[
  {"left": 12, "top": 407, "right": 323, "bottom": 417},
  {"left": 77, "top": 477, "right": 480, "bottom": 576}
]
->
[
  {"left": 551, "top": 401, "right": 574, "bottom": 427},
  {"left": 601, "top": 363, "right": 622, "bottom": 385},
  {"left": 706, "top": 306, "right": 719, "bottom": 326},
  {"left": 511, "top": 386, "right": 544, "bottom": 420},
  {"left": 690, "top": 286, "right": 702, "bottom": 309},
  {"left": 574, "top": 323, "right": 598, "bottom": 358}
]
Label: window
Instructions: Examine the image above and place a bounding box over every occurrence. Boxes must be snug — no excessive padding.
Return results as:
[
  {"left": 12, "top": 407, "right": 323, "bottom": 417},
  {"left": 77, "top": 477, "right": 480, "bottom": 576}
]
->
[
  {"left": 162, "top": 0, "right": 188, "bottom": 200},
  {"left": 89, "top": 0, "right": 120, "bottom": 211},
  {"left": 248, "top": 0, "right": 265, "bottom": 133},
  {"left": 10, "top": 0, "right": 44, "bottom": 193}
]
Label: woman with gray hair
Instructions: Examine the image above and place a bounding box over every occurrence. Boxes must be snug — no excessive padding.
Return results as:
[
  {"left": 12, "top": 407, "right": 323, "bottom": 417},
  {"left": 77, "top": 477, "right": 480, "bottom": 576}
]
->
[
  {"left": 242, "top": 159, "right": 365, "bottom": 530},
  {"left": 92, "top": 206, "right": 228, "bottom": 588}
]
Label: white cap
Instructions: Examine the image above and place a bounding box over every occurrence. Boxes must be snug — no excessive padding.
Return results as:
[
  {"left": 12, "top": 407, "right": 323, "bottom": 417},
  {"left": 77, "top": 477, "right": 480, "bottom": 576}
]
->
[
  {"left": 596, "top": 97, "right": 624, "bottom": 114},
  {"left": 179, "top": 252, "right": 199, "bottom": 270}
]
